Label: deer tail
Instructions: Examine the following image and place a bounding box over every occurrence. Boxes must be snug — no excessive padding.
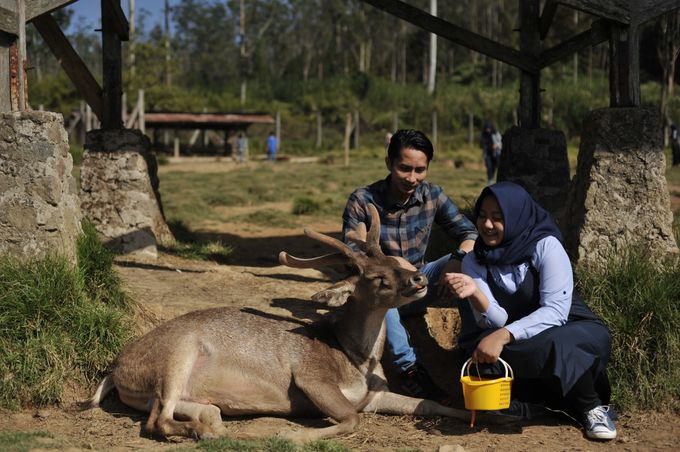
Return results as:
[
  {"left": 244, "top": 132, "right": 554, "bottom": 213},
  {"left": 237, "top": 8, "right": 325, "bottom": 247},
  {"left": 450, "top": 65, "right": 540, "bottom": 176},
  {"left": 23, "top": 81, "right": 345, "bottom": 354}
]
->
[{"left": 79, "top": 375, "right": 115, "bottom": 410}]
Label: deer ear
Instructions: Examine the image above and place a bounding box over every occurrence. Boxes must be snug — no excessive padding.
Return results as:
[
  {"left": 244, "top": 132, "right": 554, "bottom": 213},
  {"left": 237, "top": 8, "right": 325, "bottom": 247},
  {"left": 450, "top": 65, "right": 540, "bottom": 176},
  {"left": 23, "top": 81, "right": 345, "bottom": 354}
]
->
[{"left": 311, "top": 278, "right": 357, "bottom": 307}]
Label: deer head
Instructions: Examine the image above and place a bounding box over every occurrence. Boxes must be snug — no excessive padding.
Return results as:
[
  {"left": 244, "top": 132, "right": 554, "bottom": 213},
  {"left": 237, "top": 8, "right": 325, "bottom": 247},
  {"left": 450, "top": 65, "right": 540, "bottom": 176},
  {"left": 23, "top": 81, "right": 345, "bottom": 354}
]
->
[{"left": 279, "top": 204, "right": 428, "bottom": 309}]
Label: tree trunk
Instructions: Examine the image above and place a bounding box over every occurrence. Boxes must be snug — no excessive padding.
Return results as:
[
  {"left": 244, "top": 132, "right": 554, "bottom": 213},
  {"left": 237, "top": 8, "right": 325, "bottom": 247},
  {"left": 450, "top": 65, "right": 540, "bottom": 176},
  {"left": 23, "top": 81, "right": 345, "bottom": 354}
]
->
[{"left": 427, "top": 0, "right": 437, "bottom": 95}]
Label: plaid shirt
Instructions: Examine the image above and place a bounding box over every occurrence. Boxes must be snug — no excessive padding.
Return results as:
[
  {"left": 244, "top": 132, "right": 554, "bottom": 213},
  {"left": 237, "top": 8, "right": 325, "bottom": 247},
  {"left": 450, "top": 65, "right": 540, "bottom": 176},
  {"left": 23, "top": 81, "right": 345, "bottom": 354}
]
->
[{"left": 342, "top": 176, "right": 478, "bottom": 267}]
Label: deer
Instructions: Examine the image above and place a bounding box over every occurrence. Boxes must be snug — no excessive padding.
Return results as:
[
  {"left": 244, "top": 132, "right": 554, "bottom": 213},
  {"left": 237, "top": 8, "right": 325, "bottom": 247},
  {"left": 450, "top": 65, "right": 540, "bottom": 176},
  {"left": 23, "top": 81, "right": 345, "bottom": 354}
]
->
[{"left": 83, "top": 204, "right": 484, "bottom": 442}]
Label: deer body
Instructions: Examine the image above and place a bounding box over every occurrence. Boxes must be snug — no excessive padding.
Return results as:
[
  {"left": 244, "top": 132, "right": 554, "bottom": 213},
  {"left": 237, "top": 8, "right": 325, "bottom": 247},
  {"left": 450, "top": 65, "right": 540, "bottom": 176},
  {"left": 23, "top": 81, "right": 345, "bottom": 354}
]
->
[{"left": 85, "top": 205, "right": 470, "bottom": 441}]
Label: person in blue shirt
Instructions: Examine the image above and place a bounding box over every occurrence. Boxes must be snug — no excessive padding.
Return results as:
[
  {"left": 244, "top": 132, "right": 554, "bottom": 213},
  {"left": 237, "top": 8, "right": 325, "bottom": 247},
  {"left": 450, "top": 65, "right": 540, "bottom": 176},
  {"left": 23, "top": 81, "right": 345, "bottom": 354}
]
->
[
  {"left": 443, "top": 182, "right": 617, "bottom": 441},
  {"left": 266, "top": 131, "right": 278, "bottom": 161},
  {"left": 342, "top": 129, "right": 478, "bottom": 403}
]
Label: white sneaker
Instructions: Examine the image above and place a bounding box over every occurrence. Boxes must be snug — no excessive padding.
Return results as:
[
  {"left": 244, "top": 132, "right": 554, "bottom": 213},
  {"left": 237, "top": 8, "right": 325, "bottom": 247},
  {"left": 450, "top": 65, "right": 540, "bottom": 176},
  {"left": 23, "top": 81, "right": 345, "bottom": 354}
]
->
[{"left": 583, "top": 405, "right": 617, "bottom": 440}]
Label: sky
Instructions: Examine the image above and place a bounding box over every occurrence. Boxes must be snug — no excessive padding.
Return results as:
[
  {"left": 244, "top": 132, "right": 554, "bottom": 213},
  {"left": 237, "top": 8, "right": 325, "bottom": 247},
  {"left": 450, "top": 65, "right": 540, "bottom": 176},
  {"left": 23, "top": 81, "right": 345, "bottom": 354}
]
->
[{"left": 65, "top": 0, "right": 171, "bottom": 34}]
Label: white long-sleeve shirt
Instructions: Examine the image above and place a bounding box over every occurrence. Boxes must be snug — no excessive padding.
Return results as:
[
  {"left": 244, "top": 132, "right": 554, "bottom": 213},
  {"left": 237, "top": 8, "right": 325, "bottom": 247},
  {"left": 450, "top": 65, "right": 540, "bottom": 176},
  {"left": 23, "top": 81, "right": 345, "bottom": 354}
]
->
[{"left": 461, "top": 236, "right": 573, "bottom": 341}]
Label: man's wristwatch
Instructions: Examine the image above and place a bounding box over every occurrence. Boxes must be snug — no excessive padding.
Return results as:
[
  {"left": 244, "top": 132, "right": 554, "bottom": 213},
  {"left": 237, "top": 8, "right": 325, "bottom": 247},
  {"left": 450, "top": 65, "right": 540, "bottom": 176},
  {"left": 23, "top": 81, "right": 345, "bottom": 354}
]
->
[{"left": 449, "top": 248, "right": 467, "bottom": 262}]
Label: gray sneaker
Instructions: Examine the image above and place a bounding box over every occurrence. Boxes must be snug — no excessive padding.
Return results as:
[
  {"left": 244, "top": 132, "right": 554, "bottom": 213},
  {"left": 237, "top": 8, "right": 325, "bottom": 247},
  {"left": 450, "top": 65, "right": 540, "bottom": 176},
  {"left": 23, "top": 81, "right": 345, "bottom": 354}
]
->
[{"left": 583, "top": 405, "right": 617, "bottom": 440}]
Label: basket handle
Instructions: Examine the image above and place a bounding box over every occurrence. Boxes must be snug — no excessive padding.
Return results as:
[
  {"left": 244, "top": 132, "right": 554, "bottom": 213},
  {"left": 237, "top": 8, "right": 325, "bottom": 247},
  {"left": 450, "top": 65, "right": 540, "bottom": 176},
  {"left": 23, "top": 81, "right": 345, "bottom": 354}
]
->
[{"left": 461, "top": 357, "right": 514, "bottom": 379}]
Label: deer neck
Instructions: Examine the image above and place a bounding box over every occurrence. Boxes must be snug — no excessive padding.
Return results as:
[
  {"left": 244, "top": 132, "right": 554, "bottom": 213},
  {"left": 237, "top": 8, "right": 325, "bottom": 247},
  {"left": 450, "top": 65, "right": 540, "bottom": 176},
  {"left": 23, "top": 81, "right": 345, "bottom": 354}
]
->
[{"left": 333, "top": 298, "right": 388, "bottom": 366}]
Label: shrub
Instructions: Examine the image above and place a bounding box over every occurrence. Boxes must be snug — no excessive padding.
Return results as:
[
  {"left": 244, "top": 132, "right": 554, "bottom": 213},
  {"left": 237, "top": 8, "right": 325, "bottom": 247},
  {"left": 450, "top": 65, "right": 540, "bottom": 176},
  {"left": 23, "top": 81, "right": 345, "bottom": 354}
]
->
[
  {"left": 576, "top": 251, "right": 680, "bottom": 411},
  {"left": 0, "top": 223, "right": 134, "bottom": 409},
  {"left": 292, "top": 196, "right": 322, "bottom": 215}
]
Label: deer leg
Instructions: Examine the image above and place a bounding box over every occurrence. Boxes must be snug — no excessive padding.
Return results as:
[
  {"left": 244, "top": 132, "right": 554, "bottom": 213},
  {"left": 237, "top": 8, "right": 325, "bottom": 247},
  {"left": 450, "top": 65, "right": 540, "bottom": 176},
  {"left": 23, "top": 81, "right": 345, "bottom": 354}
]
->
[
  {"left": 173, "top": 401, "right": 227, "bottom": 439},
  {"left": 146, "top": 344, "right": 209, "bottom": 439},
  {"left": 282, "top": 375, "right": 360, "bottom": 442},
  {"left": 362, "top": 391, "right": 469, "bottom": 420}
]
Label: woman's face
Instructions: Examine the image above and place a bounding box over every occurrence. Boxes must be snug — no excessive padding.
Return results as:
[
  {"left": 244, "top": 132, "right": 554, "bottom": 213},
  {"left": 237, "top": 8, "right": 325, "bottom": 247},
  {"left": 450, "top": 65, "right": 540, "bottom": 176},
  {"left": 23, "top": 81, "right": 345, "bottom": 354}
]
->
[{"left": 477, "top": 195, "right": 504, "bottom": 247}]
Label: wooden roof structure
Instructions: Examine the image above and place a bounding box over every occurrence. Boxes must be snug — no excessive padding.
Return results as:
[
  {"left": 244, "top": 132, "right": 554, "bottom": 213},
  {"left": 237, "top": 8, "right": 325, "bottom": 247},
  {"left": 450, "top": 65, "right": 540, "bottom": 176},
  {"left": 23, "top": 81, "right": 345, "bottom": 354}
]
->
[
  {"left": 362, "top": 0, "right": 680, "bottom": 128},
  {"left": 144, "top": 112, "right": 275, "bottom": 130},
  {"left": 2, "top": 1, "right": 680, "bottom": 130}
]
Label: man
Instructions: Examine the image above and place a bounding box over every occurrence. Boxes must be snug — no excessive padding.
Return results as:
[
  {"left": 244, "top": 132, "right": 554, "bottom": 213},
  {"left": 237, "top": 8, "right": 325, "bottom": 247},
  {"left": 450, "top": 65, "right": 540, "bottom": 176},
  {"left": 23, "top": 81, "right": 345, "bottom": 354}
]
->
[
  {"left": 266, "top": 131, "right": 278, "bottom": 161},
  {"left": 342, "top": 129, "right": 477, "bottom": 401},
  {"left": 671, "top": 124, "right": 680, "bottom": 166}
]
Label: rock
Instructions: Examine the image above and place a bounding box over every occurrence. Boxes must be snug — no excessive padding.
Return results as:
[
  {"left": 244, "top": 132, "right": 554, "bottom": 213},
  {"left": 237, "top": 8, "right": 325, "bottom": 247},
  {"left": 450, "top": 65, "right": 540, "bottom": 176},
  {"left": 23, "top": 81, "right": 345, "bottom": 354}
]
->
[
  {"left": 80, "top": 129, "right": 174, "bottom": 258},
  {"left": 0, "top": 111, "right": 82, "bottom": 262},
  {"left": 565, "top": 107, "right": 678, "bottom": 266}
]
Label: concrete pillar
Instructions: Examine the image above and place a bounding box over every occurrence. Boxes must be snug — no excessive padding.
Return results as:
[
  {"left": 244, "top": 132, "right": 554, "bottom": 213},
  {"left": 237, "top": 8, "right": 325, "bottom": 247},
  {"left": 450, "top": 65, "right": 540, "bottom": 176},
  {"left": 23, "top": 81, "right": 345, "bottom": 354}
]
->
[
  {"left": 565, "top": 107, "right": 678, "bottom": 266},
  {"left": 0, "top": 111, "right": 82, "bottom": 261},
  {"left": 80, "top": 129, "right": 174, "bottom": 259},
  {"left": 497, "top": 126, "right": 570, "bottom": 221}
]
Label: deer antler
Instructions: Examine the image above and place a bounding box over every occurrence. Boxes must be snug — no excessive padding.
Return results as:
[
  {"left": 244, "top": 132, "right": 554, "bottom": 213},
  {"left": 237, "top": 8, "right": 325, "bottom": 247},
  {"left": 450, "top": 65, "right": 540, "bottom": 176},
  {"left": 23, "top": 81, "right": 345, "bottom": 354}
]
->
[
  {"left": 278, "top": 252, "right": 349, "bottom": 268},
  {"left": 365, "top": 204, "right": 383, "bottom": 257}
]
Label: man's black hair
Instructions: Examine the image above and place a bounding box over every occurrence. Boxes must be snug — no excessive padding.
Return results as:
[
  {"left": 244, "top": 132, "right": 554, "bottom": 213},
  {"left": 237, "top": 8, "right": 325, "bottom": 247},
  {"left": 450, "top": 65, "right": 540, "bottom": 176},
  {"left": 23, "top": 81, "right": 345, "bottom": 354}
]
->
[{"left": 386, "top": 129, "right": 434, "bottom": 163}]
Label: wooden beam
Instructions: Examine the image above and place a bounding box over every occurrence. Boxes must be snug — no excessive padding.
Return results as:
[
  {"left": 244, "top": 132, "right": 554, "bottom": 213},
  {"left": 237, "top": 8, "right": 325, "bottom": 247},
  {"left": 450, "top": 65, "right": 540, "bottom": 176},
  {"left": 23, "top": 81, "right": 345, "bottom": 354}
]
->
[
  {"left": 637, "top": 0, "right": 680, "bottom": 24},
  {"left": 539, "top": 0, "right": 559, "bottom": 39},
  {"left": 102, "top": 0, "right": 129, "bottom": 41},
  {"left": 0, "top": 5, "right": 18, "bottom": 35},
  {"left": 25, "top": 0, "right": 77, "bottom": 22},
  {"left": 361, "top": 0, "right": 539, "bottom": 72},
  {"left": 519, "top": 0, "right": 541, "bottom": 129},
  {"left": 101, "top": 0, "right": 123, "bottom": 129},
  {"left": 539, "top": 20, "right": 608, "bottom": 68},
  {"left": 608, "top": 23, "right": 640, "bottom": 106},
  {"left": 558, "top": 0, "right": 631, "bottom": 24},
  {"left": 32, "top": 13, "right": 103, "bottom": 118},
  {"left": 0, "top": 31, "right": 13, "bottom": 112}
]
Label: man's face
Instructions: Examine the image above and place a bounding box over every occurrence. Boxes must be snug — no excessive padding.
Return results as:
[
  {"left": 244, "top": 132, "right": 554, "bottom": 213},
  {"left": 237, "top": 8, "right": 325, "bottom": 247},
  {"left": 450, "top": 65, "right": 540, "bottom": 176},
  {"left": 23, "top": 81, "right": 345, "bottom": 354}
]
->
[{"left": 386, "top": 147, "right": 429, "bottom": 202}]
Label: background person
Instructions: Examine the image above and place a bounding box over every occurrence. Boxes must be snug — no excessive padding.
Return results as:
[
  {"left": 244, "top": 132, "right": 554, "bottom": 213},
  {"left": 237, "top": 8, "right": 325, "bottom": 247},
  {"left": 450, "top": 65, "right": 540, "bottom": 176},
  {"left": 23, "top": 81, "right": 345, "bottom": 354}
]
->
[
  {"left": 342, "top": 129, "right": 477, "bottom": 402},
  {"left": 236, "top": 132, "right": 249, "bottom": 163},
  {"left": 444, "top": 182, "right": 616, "bottom": 441},
  {"left": 480, "top": 122, "right": 502, "bottom": 185},
  {"left": 670, "top": 124, "right": 680, "bottom": 166},
  {"left": 266, "top": 131, "right": 278, "bottom": 161}
]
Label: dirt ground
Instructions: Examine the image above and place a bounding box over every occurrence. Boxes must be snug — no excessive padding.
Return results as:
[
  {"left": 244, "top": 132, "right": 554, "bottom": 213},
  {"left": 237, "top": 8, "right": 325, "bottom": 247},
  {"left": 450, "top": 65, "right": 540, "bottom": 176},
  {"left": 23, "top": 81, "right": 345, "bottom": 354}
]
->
[{"left": 2, "top": 159, "right": 680, "bottom": 451}]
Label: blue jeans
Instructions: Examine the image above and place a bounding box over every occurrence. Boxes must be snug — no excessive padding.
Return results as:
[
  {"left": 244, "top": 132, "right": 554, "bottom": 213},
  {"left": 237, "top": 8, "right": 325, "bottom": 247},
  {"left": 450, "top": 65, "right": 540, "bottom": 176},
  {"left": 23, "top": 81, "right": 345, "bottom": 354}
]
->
[{"left": 385, "top": 253, "right": 451, "bottom": 372}]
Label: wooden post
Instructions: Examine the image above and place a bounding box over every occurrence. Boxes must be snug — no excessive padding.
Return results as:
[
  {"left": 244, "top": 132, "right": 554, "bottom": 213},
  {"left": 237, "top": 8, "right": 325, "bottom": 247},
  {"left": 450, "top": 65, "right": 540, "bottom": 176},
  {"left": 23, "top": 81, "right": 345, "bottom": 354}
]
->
[
  {"left": 173, "top": 131, "right": 180, "bottom": 158},
  {"left": 101, "top": 0, "right": 123, "bottom": 129},
  {"left": 316, "top": 109, "right": 322, "bottom": 148},
  {"left": 519, "top": 0, "right": 541, "bottom": 129},
  {"left": 0, "top": 31, "right": 12, "bottom": 112},
  {"left": 16, "top": 0, "right": 27, "bottom": 111},
  {"left": 353, "top": 109, "right": 360, "bottom": 149},
  {"left": 275, "top": 110, "right": 281, "bottom": 148},
  {"left": 343, "top": 112, "right": 352, "bottom": 167},
  {"left": 85, "top": 103, "right": 92, "bottom": 131},
  {"left": 121, "top": 91, "right": 127, "bottom": 123},
  {"left": 608, "top": 23, "right": 640, "bottom": 107},
  {"left": 138, "top": 88, "right": 145, "bottom": 133},
  {"left": 431, "top": 109, "right": 438, "bottom": 149}
]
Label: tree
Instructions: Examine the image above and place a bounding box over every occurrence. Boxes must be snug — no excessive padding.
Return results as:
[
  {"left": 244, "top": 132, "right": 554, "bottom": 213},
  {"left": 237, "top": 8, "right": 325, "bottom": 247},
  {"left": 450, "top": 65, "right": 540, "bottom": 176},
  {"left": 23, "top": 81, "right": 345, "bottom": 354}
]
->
[{"left": 657, "top": 10, "right": 680, "bottom": 142}]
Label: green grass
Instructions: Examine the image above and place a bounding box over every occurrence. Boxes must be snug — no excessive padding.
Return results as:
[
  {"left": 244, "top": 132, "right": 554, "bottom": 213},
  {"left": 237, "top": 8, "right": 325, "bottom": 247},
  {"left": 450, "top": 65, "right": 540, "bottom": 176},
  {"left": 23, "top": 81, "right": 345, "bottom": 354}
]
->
[
  {"left": 0, "top": 431, "right": 59, "bottom": 452},
  {"left": 0, "top": 222, "right": 134, "bottom": 409},
  {"left": 197, "top": 437, "right": 349, "bottom": 452},
  {"left": 576, "top": 251, "right": 680, "bottom": 412}
]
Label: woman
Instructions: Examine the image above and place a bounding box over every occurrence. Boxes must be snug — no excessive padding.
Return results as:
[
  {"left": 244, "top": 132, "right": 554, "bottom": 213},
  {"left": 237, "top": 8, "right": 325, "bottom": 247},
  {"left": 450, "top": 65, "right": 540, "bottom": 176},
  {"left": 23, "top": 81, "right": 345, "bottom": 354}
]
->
[{"left": 444, "top": 182, "right": 616, "bottom": 440}]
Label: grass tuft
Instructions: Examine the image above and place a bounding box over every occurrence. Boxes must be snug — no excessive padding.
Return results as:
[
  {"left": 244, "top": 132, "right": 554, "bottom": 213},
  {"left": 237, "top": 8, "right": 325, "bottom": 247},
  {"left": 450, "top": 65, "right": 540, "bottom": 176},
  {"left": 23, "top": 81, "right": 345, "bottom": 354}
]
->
[
  {"left": 197, "top": 437, "right": 349, "bottom": 452},
  {"left": 0, "top": 223, "right": 134, "bottom": 409},
  {"left": 576, "top": 250, "right": 680, "bottom": 411},
  {"left": 292, "top": 196, "right": 322, "bottom": 215},
  {"left": 0, "top": 431, "right": 57, "bottom": 452}
]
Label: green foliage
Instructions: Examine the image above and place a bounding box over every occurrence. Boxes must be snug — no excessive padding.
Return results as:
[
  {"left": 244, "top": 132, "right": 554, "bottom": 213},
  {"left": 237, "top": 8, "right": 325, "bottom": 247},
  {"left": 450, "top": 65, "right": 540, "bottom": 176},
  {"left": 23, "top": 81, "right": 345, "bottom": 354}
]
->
[
  {"left": 576, "top": 252, "right": 680, "bottom": 412},
  {"left": 197, "top": 437, "right": 349, "bottom": 452},
  {"left": 0, "top": 225, "right": 134, "bottom": 409}
]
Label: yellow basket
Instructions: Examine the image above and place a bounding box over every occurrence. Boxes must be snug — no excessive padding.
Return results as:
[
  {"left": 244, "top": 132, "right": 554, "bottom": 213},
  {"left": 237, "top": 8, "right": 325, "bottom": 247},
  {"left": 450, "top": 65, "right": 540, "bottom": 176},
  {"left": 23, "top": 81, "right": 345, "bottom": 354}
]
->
[{"left": 460, "top": 357, "right": 514, "bottom": 411}]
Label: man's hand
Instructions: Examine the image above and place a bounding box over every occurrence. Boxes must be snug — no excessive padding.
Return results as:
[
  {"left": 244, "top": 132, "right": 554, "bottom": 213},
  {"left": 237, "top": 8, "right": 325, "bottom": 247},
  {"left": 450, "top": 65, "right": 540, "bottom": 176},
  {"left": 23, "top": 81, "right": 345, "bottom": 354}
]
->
[
  {"left": 440, "top": 271, "right": 477, "bottom": 299},
  {"left": 472, "top": 328, "right": 513, "bottom": 363}
]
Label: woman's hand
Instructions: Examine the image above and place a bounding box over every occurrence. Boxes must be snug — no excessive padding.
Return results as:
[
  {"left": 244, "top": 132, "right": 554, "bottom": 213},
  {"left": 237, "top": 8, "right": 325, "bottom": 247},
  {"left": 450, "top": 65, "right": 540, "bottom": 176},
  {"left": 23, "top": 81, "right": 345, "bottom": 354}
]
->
[
  {"left": 472, "top": 328, "right": 514, "bottom": 363},
  {"left": 441, "top": 272, "right": 478, "bottom": 299}
]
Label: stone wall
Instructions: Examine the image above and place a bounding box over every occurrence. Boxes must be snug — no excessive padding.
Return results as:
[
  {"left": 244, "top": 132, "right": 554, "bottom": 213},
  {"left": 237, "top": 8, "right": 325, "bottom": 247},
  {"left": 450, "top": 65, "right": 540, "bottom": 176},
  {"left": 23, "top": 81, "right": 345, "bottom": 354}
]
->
[
  {"left": 565, "top": 107, "right": 678, "bottom": 266},
  {"left": 80, "top": 129, "right": 173, "bottom": 258},
  {"left": 497, "top": 126, "right": 570, "bottom": 222},
  {"left": 0, "top": 111, "right": 82, "bottom": 261}
]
